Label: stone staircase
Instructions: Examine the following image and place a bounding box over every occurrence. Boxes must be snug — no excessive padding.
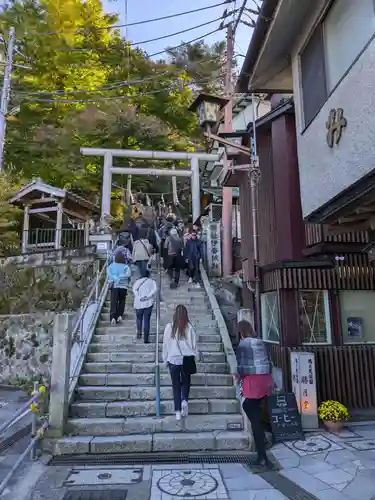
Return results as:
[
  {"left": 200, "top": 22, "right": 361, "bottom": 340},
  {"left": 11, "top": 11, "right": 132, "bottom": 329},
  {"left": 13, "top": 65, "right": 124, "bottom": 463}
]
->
[{"left": 53, "top": 273, "right": 250, "bottom": 455}]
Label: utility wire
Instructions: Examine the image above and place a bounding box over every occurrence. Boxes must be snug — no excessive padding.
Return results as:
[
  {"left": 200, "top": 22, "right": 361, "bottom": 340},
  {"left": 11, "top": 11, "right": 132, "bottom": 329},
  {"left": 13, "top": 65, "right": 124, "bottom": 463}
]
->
[
  {"left": 55, "top": 14, "right": 234, "bottom": 53},
  {"left": 37, "top": 1, "right": 234, "bottom": 36},
  {"left": 12, "top": 55, "right": 225, "bottom": 96},
  {"left": 148, "top": 28, "right": 223, "bottom": 58}
]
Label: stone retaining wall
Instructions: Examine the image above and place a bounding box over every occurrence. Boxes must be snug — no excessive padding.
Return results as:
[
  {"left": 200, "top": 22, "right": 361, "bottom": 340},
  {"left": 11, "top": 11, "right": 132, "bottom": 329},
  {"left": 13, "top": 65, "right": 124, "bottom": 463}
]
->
[{"left": 0, "top": 312, "right": 75, "bottom": 385}]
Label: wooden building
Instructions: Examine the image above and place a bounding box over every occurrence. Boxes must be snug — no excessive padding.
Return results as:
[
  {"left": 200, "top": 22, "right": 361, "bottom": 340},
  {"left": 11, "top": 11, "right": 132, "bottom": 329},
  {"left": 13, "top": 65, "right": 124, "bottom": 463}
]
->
[{"left": 223, "top": 98, "right": 375, "bottom": 411}]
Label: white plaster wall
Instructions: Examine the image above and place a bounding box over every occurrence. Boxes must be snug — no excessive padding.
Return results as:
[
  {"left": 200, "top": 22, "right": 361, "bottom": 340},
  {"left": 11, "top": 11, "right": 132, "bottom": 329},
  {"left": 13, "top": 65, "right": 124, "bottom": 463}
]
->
[
  {"left": 291, "top": 2, "right": 375, "bottom": 218},
  {"left": 232, "top": 100, "right": 271, "bottom": 132}
]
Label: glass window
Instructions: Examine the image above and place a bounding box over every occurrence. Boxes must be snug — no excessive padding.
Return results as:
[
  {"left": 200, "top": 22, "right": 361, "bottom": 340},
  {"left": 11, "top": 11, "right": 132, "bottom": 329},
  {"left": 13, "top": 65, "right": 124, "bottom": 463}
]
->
[
  {"left": 300, "top": 24, "right": 327, "bottom": 126},
  {"left": 299, "top": 290, "right": 332, "bottom": 344},
  {"left": 261, "top": 292, "right": 280, "bottom": 343},
  {"left": 340, "top": 291, "right": 375, "bottom": 343},
  {"left": 324, "top": 0, "right": 375, "bottom": 91}
]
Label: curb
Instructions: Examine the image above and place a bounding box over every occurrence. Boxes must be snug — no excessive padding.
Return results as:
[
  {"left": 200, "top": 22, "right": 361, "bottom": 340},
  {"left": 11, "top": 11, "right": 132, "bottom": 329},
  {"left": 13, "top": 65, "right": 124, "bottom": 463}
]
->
[{"left": 200, "top": 263, "right": 253, "bottom": 444}]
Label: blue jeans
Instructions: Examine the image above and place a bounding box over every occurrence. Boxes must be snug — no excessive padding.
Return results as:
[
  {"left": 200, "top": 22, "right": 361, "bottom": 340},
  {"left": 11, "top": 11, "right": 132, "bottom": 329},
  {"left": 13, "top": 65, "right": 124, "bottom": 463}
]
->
[
  {"left": 136, "top": 305, "right": 153, "bottom": 342},
  {"left": 168, "top": 363, "right": 191, "bottom": 412},
  {"left": 136, "top": 260, "right": 148, "bottom": 278}
]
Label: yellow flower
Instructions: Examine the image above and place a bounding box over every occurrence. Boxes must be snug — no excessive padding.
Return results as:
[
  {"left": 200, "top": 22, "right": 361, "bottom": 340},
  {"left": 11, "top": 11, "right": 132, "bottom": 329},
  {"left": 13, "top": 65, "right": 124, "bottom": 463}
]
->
[
  {"left": 318, "top": 400, "right": 349, "bottom": 422},
  {"left": 30, "top": 403, "right": 40, "bottom": 413},
  {"left": 39, "top": 385, "right": 47, "bottom": 394}
]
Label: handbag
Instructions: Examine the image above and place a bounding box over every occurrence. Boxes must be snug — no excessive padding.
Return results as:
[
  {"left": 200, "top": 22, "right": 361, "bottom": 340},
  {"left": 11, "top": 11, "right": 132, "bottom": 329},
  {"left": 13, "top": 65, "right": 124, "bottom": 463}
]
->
[{"left": 176, "top": 331, "right": 197, "bottom": 376}]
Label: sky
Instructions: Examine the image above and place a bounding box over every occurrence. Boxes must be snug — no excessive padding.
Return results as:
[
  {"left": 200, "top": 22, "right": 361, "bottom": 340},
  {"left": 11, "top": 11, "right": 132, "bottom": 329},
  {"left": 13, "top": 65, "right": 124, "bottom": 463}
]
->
[{"left": 102, "top": 0, "right": 256, "bottom": 67}]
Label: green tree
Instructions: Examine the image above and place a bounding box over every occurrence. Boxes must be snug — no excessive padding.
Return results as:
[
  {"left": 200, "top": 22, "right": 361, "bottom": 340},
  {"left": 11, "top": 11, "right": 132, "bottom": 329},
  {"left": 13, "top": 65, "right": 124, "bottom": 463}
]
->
[{"left": 0, "top": 0, "right": 225, "bottom": 221}]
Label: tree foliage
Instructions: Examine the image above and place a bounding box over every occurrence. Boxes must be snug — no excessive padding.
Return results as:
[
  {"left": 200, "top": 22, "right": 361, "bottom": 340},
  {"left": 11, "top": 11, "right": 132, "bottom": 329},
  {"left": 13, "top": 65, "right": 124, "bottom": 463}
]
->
[{"left": 0, "top": 0, "right": 226, "bottom": 229}]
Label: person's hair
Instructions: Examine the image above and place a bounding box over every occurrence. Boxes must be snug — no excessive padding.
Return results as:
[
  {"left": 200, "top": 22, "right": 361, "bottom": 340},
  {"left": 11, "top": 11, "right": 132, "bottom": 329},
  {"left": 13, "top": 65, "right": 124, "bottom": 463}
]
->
[
  {"left": 172, "top": 304, "right": 189, "bottom": 339},
  {"left": 140, "top": 268, "right": 150, "bottom": 278},
  {"left": 115, "top": 253, "right": 126, "bottom": 264},
  {"left": 238, "top": 320, "right": 257, "bottom": 339},
  {"left": 191, "top": 230, "right": 197, "bottom": 236}
]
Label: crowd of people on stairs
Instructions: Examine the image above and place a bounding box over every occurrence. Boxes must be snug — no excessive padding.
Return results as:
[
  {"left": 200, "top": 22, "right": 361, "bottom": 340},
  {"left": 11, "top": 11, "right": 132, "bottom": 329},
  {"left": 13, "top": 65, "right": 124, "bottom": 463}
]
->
[{"left": 105, "top": 208, "right": 274, "bottom": 468}]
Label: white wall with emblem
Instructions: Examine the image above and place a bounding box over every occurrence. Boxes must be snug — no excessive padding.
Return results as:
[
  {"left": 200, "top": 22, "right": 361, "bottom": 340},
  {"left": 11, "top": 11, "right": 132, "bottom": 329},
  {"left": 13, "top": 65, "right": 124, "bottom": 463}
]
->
[{"left": 290, "top": 351, "right": 319, "bottom": 430}]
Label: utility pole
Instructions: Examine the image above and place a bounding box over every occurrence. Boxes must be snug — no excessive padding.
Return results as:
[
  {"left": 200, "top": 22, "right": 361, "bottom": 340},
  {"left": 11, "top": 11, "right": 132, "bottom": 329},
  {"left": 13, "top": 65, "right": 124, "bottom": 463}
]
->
[
  {"left": 0, "top": 26, "right": 15, "bottom": 172},
  {"left": 222, "top": 21, "right": 234, "bottom": 277}
]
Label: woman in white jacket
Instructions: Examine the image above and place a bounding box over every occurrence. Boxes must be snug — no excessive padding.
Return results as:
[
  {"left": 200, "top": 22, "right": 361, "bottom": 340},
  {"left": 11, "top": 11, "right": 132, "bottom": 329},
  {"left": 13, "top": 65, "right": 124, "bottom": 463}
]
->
[{"left": 162, "top": 305, "right": 198, "bottom": 420}]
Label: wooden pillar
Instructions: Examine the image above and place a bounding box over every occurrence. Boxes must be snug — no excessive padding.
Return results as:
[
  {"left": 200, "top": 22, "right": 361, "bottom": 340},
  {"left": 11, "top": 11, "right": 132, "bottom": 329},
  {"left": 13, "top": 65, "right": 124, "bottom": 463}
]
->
[
  {"left": 22, "top": 205, "right": 30, "bottom": 253},
  {"left": 280, "top": 289, "right": 300, "bottom": 347},
  {"left": 55, "top": 202, "right": 63, "bottom": 249},
  {"left": 271, "top": 115, "right": 305, "bottom": 260}
]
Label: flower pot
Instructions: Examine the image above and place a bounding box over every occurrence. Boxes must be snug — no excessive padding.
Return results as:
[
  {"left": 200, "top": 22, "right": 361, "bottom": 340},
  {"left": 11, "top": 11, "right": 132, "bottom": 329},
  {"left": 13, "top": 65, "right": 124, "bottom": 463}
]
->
[{"left": 324, "top": 420, "right": 344, "bottom": 433}]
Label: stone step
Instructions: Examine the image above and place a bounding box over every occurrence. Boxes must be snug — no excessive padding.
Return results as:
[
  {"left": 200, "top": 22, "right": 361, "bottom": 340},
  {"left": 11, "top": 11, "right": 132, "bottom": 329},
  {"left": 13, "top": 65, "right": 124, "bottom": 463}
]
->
[
  {"left": 98, "top": 315, "right": 216, "bottom": 324},
  {"left": 75, "top": 385, "right": 236, "bottom": 401},
  {"left": 96, "top": 319, "right": 218, "bottom": 333},
  {"left": 66, "top": 413, "right": 244, "bottom": 437},
  {"left": 86, "top": 351, "right": 226, "bottom": 363},
  {"left": 86, "top": 352, "right": 156, "bottom": 363},
  {"left": 82, "top": 362, "right": 230, "bottom": 374},
  {"left": 78, "top": 373, "right": 233, "bottom": 387},
  {"left": 53, "top": 430, "right": 250, "bottom": 455},
  {"left": 87, "top": 342, "right": 223, "bottom": 353},
  {"left": 92, "top": 333, "right": 222, "bottom": 344},
  {"left": 70, "top": 398, "right": 240, "bottom": 418}
]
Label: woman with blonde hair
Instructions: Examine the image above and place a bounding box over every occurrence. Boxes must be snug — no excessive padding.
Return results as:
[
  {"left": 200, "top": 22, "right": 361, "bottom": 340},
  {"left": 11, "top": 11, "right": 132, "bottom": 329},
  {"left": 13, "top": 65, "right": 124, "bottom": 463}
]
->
[{"left": 162, "top": 305, "right": 198, "bottom": 420}]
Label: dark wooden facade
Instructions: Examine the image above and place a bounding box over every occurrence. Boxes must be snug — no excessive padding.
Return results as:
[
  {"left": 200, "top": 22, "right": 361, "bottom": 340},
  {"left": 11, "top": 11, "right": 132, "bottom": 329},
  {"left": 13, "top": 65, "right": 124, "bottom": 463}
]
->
[{"left": 224, "top": 99, "right": 375, "bottom": 410}]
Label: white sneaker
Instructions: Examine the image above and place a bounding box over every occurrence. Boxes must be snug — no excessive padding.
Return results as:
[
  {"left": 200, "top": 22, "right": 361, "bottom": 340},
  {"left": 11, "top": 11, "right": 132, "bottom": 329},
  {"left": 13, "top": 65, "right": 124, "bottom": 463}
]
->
[
  {"left": 188, "top": 278, "right": 193, "bottom": 284},
  {"left": 117, "top": 316, "right": 122, "bottom": 323},
  {"left": 110, "top": 318, "right": 116, "bottom": 325},
  {"left": 195, "top": 283, "right": 201, "bottom": 288},
  {"left": 181, "top": 400, "right": 188, "bottom": 417},
  {"left": 175, "top": 411, "right": 182, "bottom": 421}
]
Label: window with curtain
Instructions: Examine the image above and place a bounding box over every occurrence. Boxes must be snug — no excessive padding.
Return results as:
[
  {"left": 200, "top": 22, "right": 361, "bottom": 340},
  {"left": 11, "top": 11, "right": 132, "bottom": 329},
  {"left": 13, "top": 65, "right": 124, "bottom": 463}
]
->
[
  {"left": 261, "top": 292, "right": 280, "bottom": 343},
  {"left": 340, "top": 291, "right": 375, "bottom": 343},
  {"left": 300, "top": 0, "right": 375, "bottom": 126},
  {"left": 298, "top": 290, "right": 332, "bottom": 344}
]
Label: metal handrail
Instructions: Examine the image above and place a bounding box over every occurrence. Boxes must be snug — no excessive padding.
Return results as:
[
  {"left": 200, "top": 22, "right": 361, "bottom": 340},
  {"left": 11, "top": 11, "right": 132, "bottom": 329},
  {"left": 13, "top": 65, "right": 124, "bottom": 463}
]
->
[
  {"left": 154, "top": 226, "right": 162, "bottom": 417},
  {"left": 0, "top": 381, "right": 48, "bottom": 495},
  {"left": 0, "top": 421, "right": 48, "bottom": 495},
  {"left": 68, "top": 248, "right": 113, "bottom": 401},
  {"left": 0, "top": 386, "right": 45, "bottom": 438}
]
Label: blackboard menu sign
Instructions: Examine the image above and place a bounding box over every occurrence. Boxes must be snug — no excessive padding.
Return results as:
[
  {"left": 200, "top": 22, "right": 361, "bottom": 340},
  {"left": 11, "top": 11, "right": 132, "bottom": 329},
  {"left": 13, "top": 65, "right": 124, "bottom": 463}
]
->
[{"left": 267, "top": 392, "right": 304, "bottom": 442}]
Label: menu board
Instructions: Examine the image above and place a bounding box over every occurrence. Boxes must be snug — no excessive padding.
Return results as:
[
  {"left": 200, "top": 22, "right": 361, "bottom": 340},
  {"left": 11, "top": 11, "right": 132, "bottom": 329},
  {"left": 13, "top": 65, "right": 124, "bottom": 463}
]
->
[{"left": 267, "top": 392, "right": 304, "bottom": 443}]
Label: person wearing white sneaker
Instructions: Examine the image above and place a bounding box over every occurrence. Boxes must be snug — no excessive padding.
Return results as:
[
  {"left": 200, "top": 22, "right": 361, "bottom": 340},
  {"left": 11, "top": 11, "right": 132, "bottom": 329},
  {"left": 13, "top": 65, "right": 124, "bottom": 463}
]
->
[{"left": 162, "top": 305, "right": 198, "bottom": 420}]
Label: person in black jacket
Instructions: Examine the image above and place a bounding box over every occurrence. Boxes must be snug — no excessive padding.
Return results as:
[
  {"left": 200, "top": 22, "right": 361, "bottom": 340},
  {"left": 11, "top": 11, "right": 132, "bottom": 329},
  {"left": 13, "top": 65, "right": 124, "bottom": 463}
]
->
[{"left": 184, "top": 230, "right": 202, "bottom": 287}]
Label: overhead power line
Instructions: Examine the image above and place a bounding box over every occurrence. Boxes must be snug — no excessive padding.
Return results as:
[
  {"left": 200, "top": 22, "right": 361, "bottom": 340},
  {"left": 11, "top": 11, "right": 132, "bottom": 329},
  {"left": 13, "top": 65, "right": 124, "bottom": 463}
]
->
[
  {"left": 37, "top": 1, "right": 234, "bottom": 36},
  {"left": 12, "top": 55, "right": 225, "bottom": 97},
  {"left": 148, "top": 28, "right": 224, "bottom": 58},
  {"left": 55, "top": 13, "right": 235, "bottom": 53}
]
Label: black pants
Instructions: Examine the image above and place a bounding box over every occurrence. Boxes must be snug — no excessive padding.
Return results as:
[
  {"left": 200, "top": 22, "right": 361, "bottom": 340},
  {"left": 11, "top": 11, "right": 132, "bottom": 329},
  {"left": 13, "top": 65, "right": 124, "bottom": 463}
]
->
[
  {"left": 110, "top": 288, "right": 127, "bottom": 321},
  {"left": 168, "top": 256, "right": 180, "bottom": 284},
  {"left": 242, "top": 397, "right": 267, "bottom": 459},
  {"left": 188, "top": 260, "right": 200, "bottom": 283},
  {"left": 136, "top": 306, "right": 153, "bottom": 342},
  {"left": 168, "top": 363, "right": 191, "bottom": 412}
]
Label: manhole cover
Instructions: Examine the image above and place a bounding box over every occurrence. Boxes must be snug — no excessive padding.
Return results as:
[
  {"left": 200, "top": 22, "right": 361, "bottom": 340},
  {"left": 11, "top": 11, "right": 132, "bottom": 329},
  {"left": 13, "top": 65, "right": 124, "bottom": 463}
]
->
[
  {"left": 64, "top": 469, "right": 142, "bottom": 486},
  {"left": 63, "top": 490, "right": 127, "bottom": 500},
  {"left": 157, "top": 471, "right": 219, "bottom": 497}
]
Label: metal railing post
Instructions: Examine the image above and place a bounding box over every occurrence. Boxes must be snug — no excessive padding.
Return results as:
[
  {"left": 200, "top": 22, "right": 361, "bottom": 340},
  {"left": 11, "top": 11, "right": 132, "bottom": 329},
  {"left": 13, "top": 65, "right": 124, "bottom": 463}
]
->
[
  {"left": 154, "top": 227, "right": 162, "bottom": 418},
  {"left": 30, "top": 381, "right": 38, "bottom": 460}
]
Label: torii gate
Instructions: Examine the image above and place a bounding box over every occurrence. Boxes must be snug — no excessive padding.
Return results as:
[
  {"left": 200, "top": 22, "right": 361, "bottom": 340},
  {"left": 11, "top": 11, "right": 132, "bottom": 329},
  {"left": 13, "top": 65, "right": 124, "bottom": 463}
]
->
[{"left": 80, "top": 148, "right": 220, "bottom": 223}]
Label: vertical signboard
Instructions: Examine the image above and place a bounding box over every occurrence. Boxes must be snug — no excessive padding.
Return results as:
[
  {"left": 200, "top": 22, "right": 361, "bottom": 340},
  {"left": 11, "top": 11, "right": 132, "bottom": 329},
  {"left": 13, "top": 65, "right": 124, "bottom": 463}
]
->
[
  {"left": 290, "top": 351, "right": 319, "bottom": 430},
  {"left": 207, "top": 222, "right": 222, "bottom": 277}
]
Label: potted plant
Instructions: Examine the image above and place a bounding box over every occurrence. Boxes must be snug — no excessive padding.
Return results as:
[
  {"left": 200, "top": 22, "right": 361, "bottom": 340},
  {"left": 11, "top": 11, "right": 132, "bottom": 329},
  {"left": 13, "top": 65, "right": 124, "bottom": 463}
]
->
[{"left": 318, "top": 400, "right": 350, "bottom": 432}]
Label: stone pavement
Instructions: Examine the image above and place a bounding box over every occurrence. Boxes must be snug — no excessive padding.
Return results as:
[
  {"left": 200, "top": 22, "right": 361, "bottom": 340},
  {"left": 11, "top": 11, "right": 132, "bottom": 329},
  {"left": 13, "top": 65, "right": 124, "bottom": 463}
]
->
[
  {"left": 272, "top": 422, "right": 375, "bottom": 500},
  {"left": 0, "top": 388, "right": 31, "bottom": 445},
  {"left": 3, "top": 423, "right": 375, "bottom": 500}
]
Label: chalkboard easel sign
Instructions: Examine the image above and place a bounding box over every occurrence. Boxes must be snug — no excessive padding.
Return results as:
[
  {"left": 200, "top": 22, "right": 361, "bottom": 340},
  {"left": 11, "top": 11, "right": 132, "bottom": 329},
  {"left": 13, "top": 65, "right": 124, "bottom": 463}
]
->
[{"left": 267, "top": 392, "right": 304, "bottom": 443}]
